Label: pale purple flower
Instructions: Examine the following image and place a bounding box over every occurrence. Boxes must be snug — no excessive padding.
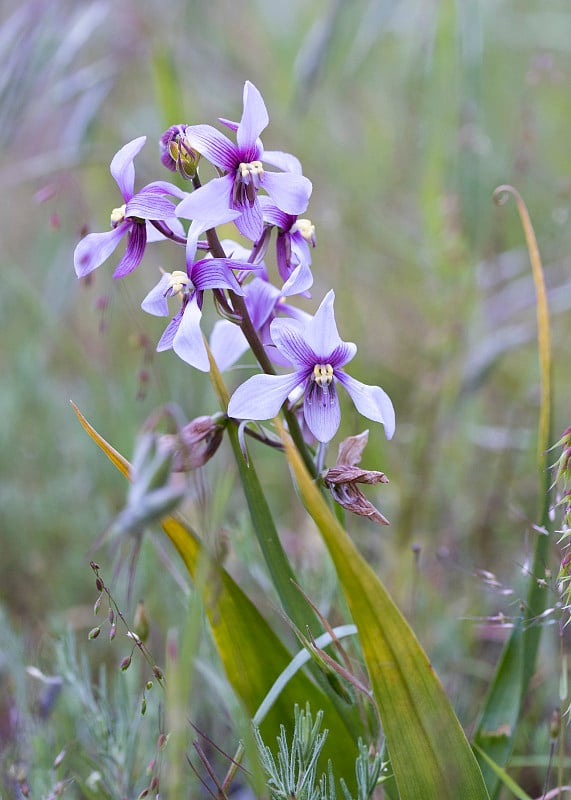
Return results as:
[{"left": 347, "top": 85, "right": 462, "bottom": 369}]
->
[
  {"left": 141, "top": 257, "right": 249, "bottom": 372},
  {"left": 259, "top": 196, "right": 316, "bottom": 286},
  {"left": 227, "top": 290, "right": 395, "bottom": 443},
  {"left": 175, "top": 82, "right": 312, "bottom": 242},
  {"left": 74, "top": 137, "right": 186, "bottom": 279}
]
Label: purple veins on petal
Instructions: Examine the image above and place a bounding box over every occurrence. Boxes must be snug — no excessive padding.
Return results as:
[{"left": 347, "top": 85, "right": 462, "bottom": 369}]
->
[
  {"left": 227, "top": 372, "right": 302, "bottom": 421},
  {"left": 112, "top": 222, "right": 147, "bottom": 279},
  {"left": 110, "top": 136, "right": 146, "bottom": 199},
  {"left": 74, "top": 224, "right": 129, "bottom": 278}
]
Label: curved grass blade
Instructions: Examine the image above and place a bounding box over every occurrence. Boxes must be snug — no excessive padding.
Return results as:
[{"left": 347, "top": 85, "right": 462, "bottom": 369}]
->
[
  {"left": 276, "top": 419, "right": 489, "bottom": 800},
  {"left": 473, "top": 187, "right": 553, "bottom": 796}
]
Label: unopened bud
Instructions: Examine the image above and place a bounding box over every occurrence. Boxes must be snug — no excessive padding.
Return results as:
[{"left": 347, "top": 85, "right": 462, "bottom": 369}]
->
[
  {"left": 93, "top": 594, "right": 102, "bottom": 615},
  {"left": 141, "top": 697, "right": 147, "bottom": 716},
  {"left": 95, "top": 577, "right": 104, "bottom": 592},
  {"left": 109, "top": 624, "right": 117, "bottom": 641},
  {"left": 137, "top": 789, "right": 149, "bottom": 799},
  {"left": 160, "top": 125, "right": 200, "bottom": 178},
  {"left": 146, "top": 681, "right": 153, "bottom": 691},
  {"left": 152, "top": 666, "right": 164, "bottom": 682},
  {"left": 120, "top": 655, "right": 132, "bottom": 671},
  {"left": 88, "top": 627, "right": 101, "bottom": 640},
  {"left": 161, "top": 414, "right": 226, "bottom": 472}
]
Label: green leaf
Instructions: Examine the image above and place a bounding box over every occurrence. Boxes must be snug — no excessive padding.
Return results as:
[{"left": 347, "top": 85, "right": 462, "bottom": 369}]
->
[
  {"left": 277, "top": 419, "right": 490, "bottom": 800},
  {"left": 472, "top": 745, "right": 533, "bottom": 800}
]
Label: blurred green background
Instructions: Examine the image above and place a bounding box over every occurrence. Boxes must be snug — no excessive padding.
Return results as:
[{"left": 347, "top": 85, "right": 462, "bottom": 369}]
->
[{"left": 1, "top": 0, "right": 571, "bottom": 790}]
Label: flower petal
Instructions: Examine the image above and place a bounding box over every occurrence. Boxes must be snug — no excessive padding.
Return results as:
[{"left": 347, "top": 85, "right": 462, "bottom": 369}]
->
[
  {"left": 237, "top": 81, "right": 268, "bottom": 156},
  {"left": 304, "top": 380, "right": 341, "bottom": 443},
  {"left": 184, "top": 124, "right": 237, "bottom": 171},
  {"left": 304, "top": 290, "right": 343, "bottom": 357},
  {"left": 157, "top": 309, "right": 183, "bottom": 351},
  {"left": 270, "top": 318, "right": 316, "bottom": 368},
  {"left": 141, "top": 273, "right": 171, "bottom": 316},
  {"left": 113, "top": 222, "right": 147, "bottom": 278},
  {"left": 175, "top": 174, "right": 233, "bottom": 222},
  {"left": 126, "top": 187, "right": 177, "bottom": 220},
  {"left": 210, "top": 320, "right": 249, "bottom": 372},
  {"left": 281, "top": 261, "right": 314, "bottom": 296},
  {"left": 261, "top": 171, "right": 312, "bottom": 216},
  {"left": 335, "top": 372, "right": 396, "bottom": 440},
  {"left": 73, "top": 224, "right": 128, "bottom": 277},
  {"left": 172, "top": 295, "right": 210, "bottom": 371},
  {"left": 227, "top": 371, "right": 302, "bottom": 421},
  {"left": 244, "top": 277, "right": 281, "bottom": 328},
  {"left": 110, "top": 136, "right": 146, "bottom": 200},
  {"left": 234, "top": 198, "right": 264, "bottom": 241},
  {"left": 262, "top": 150, "right": 303, "bottom": 174},
  {"left": 191, "top": 258, "right": 245, "bottom": 292}
]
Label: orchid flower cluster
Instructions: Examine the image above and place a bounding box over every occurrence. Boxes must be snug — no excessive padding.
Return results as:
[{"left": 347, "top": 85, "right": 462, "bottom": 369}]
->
[{"left": 74, "top": 81, "right": 395, "bottom": 516}]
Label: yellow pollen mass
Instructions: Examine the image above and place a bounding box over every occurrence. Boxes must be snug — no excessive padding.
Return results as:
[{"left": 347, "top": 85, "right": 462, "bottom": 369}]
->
[
  {"left": 110, "top": 204, "right": 126, "bottom": 226},
  {"left": 239, "top": 160, "right": 264, "bottom": 179},
  {"left": 293, "top": 218, "right": 315, "bottom": 243},
  {"left": 167, "top": 270, "right": 193, "bottom": 295},
  {"left": 313, "top": 363, "right": 334, "bottom": 386}
]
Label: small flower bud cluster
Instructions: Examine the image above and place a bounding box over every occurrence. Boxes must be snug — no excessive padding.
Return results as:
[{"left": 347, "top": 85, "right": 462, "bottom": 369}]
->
[{"left": 88, "top": 563, "right": 164, "bottom": 696}]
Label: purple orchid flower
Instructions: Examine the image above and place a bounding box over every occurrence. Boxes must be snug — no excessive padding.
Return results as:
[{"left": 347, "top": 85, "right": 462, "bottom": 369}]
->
[
  {"left": 259, "top": 196, "right": 316, "bottom": 286},
  {"left": 74, "top": 137, "right": 186, "bottom": 280},
  {"left": 227, "top": 290, "right": 395, "bottom": 443},
  {"left": 175, "top": 82, "right": 312, "bottom": 243},
  {"left": 210, "top": 272, "right": 312, "bottom": 372},
  {"left": 141, "top": 257, "right": 250, "bottom": 372}
]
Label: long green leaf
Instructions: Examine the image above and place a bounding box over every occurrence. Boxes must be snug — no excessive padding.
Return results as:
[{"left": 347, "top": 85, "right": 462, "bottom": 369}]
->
[{"left": 277, "top": 419, "right": 490, "bottom": 800}]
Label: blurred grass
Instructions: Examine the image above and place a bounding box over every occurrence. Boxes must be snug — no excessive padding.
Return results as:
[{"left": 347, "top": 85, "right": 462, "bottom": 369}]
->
[{"left": 2, "top": 0, "right": 571, "bottom": 794}]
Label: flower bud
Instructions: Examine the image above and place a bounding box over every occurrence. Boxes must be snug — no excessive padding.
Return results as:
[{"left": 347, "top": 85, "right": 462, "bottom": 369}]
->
[
  {"left": 160, "top": 414, "right": 226, "bottom": 472},
  {"left": 159, "top": 125, "right": 200, "bottom": 178},
  {"left": 88, "top": 626, "right": 101, "bottom": 640},
  {"left": 120, "top": 655, "right": 132, "bottom": 671}
]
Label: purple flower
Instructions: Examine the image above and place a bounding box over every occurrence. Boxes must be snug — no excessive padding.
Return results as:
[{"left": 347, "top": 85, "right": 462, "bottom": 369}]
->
[
  {"left": 259, "top": 196, "right": 316, "bottom": 286},
  {"left": 74, "top": 137, "right": 186, "bottom": 279},
  {"left": 141, "top": 257, "right": 249, "bottom": 372},
  {"left": 175, "top": 82, "right": 312, "bottom": 242},
  {"left": 227, "top": 290, "right": 395, "bottom": 443}
]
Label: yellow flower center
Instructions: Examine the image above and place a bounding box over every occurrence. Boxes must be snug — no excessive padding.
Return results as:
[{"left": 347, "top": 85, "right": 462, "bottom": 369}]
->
[
  {"left": 292, "top": 218, "right": 316, "bottom": 244},
  {"left": 238, "top": 160, "right": 264, "bottom": 180},
  {"left": 165, "top": 270, "right": 193, "bottom": 296},
  {"left": 313, "top": 363, "right": 334, "bottom": 386},
  {"left": 110, "top": 204, "right": 126, "bottom": 227}
]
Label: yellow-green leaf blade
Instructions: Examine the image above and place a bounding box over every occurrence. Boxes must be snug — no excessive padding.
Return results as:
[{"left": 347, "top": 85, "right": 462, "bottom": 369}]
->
[{"left": 277, "top": 420, "right": 489, "bottom": 800}]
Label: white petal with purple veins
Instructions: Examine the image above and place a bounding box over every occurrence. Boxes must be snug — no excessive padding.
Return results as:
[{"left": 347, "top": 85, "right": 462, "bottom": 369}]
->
[
  {"left": 270, "top": 319, "right": 315, "bottom": 368},
  {"left": 336, "top": 372, "right": 395, "bottom": 440},
  {"left": 262, "top": 150, "right": 303, "bottom": 174},
  {"left": 184, "top": 124, "right": 238, "bottom": 171},
  {"left": 304, "top": 380, "right": 341, "bottom": 443},
  {"left": 228, "top": 372, "right": 302, "bottom": 420}
]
